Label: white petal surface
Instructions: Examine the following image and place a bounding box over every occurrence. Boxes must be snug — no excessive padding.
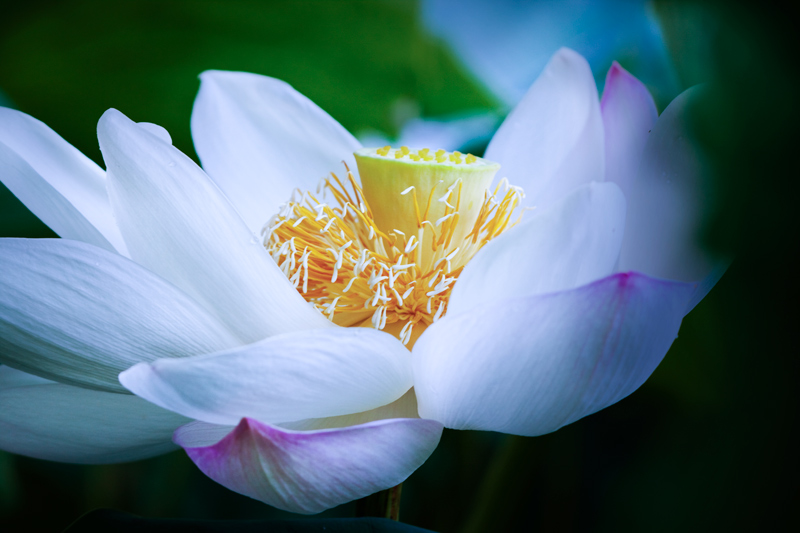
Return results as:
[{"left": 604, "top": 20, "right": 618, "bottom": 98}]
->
[
  {"left": 191, "top": 70, "right": 362, "bottom": 232},
  {"left": 617, "top": 87, "right": 715, "bottom": 282},
  {"left": 600, "top": 62, "right": 659, "bottom": 200},
  {"left": 484, "top": 48, "right": 604, "bottom": 210},
  {"left": 173, "top": 417, "right": 443, "bottom": 514},
  {"left": 98, "top": 109, "right": 332, "bottom": 343},
  {"left": 448, "top": 182, "right": 626, "bottom": 315},
  {"left": 0, "top": 107, "right": 127, "bottom": 254},
  {"left": 414, "top": 272, "right": 696, "bottom": 436},
  {"left": 0, "top": 239, "right": 239, "bottom": 392},
  {"left": 0, "top": 366, "right": 190, "bottom": 464},
  {"left": 120, "top": 328, "right": 413, "bottom": 426}
]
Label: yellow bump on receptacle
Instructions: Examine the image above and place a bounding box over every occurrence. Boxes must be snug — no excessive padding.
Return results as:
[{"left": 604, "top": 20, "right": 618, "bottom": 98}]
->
[{"left": 356, "top": 146, "right": 494, "bottom": 170}]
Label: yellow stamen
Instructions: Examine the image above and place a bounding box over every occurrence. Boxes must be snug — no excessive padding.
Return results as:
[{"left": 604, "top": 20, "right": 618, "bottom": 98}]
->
[{"left": 263, "top": 147, "right": 525, "bottom": 347}]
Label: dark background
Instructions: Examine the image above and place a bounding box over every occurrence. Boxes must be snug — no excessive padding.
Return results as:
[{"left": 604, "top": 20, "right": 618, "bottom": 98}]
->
[{"left": 0, "top": 1, "right": 797, "bottom": 531}]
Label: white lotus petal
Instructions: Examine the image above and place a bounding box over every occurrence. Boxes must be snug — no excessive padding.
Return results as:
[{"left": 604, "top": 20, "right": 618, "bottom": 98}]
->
[
  {"left": 600, "top": 61, "right": 659, "bottom": 200},
  {"left": 0, "top": 239, "right": 239, "bottom": 392},
  {"left": 449, "top": 182, "right": 625, "bottom": 315},
  {"left": 0, "top": 107, "right": 127, "bottom": 254},
  {"left": 120, "top": 328, "right": 412, "bottom": 426},
  {"left": 485, "top": 48, "right": 604, "bottom": 210},
  {"left": 414, "top": 272, "right": 696, "bottom": 436},
  {"left": 174, "top": 417, "right": 442, "bottom": 514},
  {"left": 617, "top": 86, "right": 715, "bottom": 282},
  {"left": 98, "top": 109, "right": 332, "bottom": 343},
  {"left": 136, "top": 122, "right": 172, "bottom": 144},
  {"left": 191, "top": 70, "right": 362, "bottom": 232},
  {"left": 0, "top": 366, "right": 190, "bottom": 464}
]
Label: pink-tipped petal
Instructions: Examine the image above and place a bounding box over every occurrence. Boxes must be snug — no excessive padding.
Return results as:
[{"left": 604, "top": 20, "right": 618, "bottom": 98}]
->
[
  {"left": 174, "top": 417, "right": 443, "bottom": 514},
  {"left": 601, "top": 61, "right": 658, "bottom": 199},
  {"left": 191, "top": 71, "right": 362, "bottom": 232},
  {"left": 413, "top": 272, "right": 696, "bottom": 436},
  {"left": 485, "top": 48, "right": 604, "bottom": 210}
]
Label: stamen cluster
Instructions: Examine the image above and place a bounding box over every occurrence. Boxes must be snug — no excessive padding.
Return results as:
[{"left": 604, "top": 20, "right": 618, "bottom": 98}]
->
[{"left": 263, "top": 165, "right": 523, "bottom": 345}]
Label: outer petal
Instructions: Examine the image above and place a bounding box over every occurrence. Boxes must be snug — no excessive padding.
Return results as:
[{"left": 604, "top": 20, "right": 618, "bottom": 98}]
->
[
  {"left": 191, "top": 70, "right": 362, "bottom": 232},
  {"left": 120, "top": 328, "right": 412, "bottom": 426},
  {"left": 0, "top": 239, "right": 239, "bottom": 392},
  {"left": 413, "top": 272, "right": 696, "bottom": 436},
  {"left": 600, "top": 61, "right": 659, "bottom": 200},
  {"left": 98, "top": 109, "right": 332, "bottom": 343},
  {"left": 484, "top": 48, "right": 604, "bottom": 210},
  {"left": 448, "top": 181, "right": 626, "bottom": 315},
  {"left": 617, "top": 86, "right": 715, "bottom": 283},
  {"left": 0, "top": 366, "right": 190, "bottom": 464},
  {"left": 173, "top": 417, "right": 443, "bottom": 514},
  {"left": 0, "top": 107, "right": 127, "bottom": 254}
]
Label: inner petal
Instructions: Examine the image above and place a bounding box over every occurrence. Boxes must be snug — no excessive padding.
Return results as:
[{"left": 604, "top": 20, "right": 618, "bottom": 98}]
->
[{"left": 263, "top": 146, "right": 524, "bottom": 346}]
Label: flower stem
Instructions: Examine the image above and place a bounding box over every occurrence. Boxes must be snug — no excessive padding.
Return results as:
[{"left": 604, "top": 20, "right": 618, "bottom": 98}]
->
[{"left": 355, "top": 483, "right": 402, "bottom": 521}]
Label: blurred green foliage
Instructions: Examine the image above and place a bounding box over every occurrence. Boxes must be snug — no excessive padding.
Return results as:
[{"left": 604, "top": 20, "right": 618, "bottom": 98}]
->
[
  {"left": 1, "top": 1, "right": 797, "bottom": 532},
  {"left": 0, "top": 0, "right": 497, "bottom": 239}
]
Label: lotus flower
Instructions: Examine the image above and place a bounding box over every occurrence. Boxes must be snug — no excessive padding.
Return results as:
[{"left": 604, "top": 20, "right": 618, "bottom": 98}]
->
[{"left": 0, "top": 48, "right": 721, "bottom": 514}]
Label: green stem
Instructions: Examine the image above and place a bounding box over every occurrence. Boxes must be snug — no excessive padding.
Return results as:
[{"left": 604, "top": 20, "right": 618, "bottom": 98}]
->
[{"left": 355, "top": 483, "right": 403, "bottom": 521}]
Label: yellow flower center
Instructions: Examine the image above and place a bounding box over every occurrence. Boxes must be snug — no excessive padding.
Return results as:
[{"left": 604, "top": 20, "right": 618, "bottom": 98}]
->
[{"left": 263, "top": 146, "right": 524, "bottom": 347}]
